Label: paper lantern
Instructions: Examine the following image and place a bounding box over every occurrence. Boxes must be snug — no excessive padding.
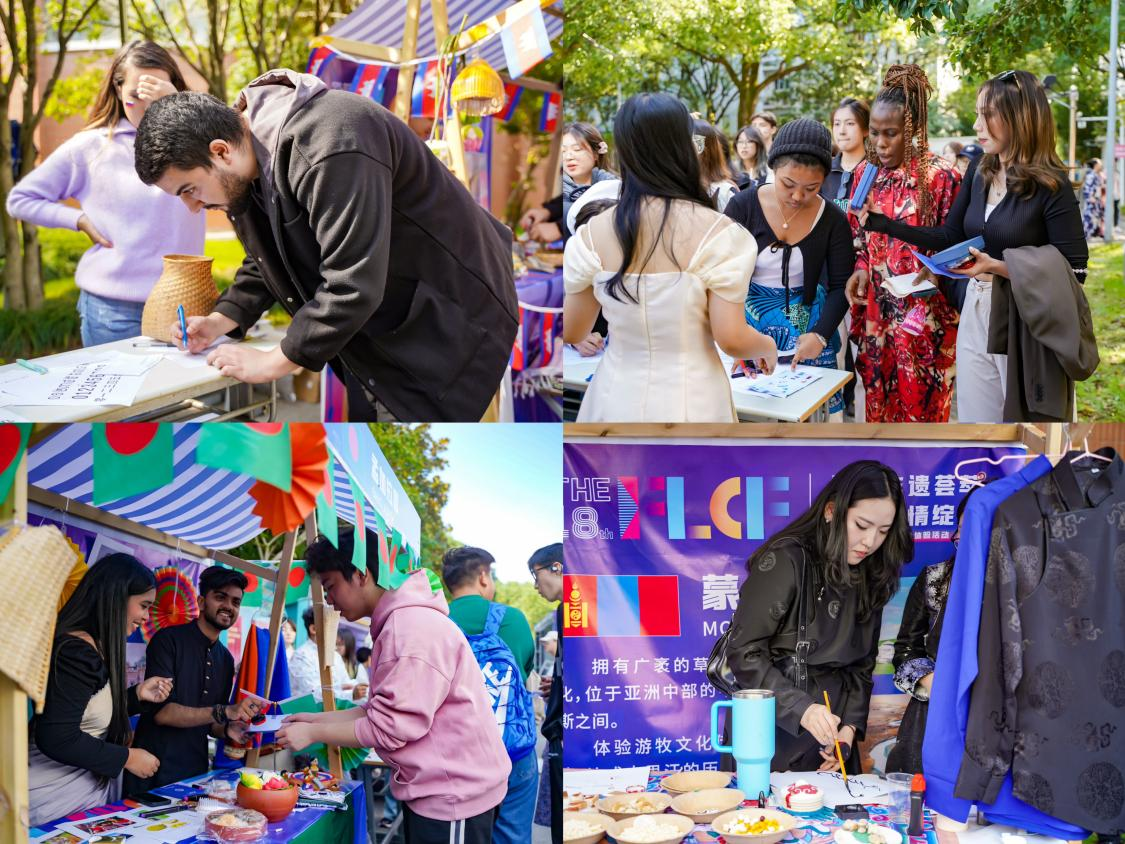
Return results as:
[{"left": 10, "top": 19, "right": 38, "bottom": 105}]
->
[
  {"left": 142, "top": 565, "right": 199, "bottom": 642},
  {"left": 451, "top": 58, "right": 505, "bottom": 116}
]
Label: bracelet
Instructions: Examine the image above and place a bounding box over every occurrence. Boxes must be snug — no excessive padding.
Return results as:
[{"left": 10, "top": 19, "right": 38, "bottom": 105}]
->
[
  {"left": 810, "top": 332, "right": 827, "bottom": 350},
  {"left": 212, "top": 703, "right": 228, "bottom": 725}
]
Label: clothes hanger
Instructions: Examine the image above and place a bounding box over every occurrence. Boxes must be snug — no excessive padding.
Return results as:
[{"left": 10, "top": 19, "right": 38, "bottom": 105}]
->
[
  {"left": 1069, "top": 435, "right": 1112, "bottom": 465},
  {"left": 953, "top": 452, "right": 1041, "bottom": 488}
]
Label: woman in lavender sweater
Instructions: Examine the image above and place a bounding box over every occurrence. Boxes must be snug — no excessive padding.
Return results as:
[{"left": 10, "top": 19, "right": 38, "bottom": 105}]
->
[{"left": 7, "top": 41, "right": 205, "bottom": 346}]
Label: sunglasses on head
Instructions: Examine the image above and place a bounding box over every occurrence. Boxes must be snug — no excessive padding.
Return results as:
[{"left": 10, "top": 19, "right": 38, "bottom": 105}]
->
[
  {"left": 692, "top": 134, "right": 706, "bottom": 154},
  {"left": 994, "top": 70, "right": 1018, "bottom": 82}
]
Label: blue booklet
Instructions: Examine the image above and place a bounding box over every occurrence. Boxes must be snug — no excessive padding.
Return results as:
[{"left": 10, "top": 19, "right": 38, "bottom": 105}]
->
[
  {"left": 849, "top": 163, "right": 879, "bottom": 210},
  {"left": 913, "top": 235, "right": 986, "bottom": 278}
]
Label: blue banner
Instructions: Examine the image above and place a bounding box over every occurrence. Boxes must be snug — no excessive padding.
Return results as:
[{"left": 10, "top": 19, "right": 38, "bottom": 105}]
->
[{"left": 562, "top": 439, "right": 1025, "bottom": 772}]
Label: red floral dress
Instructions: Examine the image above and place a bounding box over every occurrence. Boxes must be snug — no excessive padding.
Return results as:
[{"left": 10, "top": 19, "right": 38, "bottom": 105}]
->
[{"left": 848, "top": 154, "right": 962, "bottom": 422}]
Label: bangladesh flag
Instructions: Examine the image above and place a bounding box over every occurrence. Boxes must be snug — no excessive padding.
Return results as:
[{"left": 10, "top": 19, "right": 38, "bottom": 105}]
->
[
  {"left": 285, "top": 561, "right": 311, "bottom": 603},
  {"left": 0, "top": 423, "right": 31, "bottom": 506},
  {"left": 241, "top": 570, "right": 265, "bottom": 608},
  {"left": 315, "top": 453, "right": 338, "bottom": 549},
  {"left": 196, "top": 423, "right": 291, "bottom": 492},
  {"left": 92, "top": 424, "right": 174, "bottom": 505}
]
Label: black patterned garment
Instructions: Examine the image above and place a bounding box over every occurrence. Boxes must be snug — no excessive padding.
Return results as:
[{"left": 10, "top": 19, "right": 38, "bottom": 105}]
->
[{"left": 955, "top": 448, "right": 1125, "bottom": 834}]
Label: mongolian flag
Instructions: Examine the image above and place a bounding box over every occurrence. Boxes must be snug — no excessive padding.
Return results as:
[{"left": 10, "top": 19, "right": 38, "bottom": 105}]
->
[
  {"left": 306, "top": 46, "right": 336, "bottom": 77},
  {"left": 498, "top": 84, "right": 523, "bottom": 121},
  {"left": 562, "top": 574, "right": 681, "bottom": 638},
  {"left": 91, "top": 423, "right": 174, "bottom": 505},
  {"left": 350, "top": 63, "right": 391, "bottom": 103},
  {"left": 410, "top": 61, "right": 441, "bottom": 119},
  {"left": 0, "top": 423, "right": 31, "bottom": 506},
  {"left": 539, "top": 92, "right": 561, "bottom": 133},
  {"left": 196, "top": 423, "right": 292, "bottom": 492},
  {"left": 347, "top": 476, "right": 368, "bottom": 574}
]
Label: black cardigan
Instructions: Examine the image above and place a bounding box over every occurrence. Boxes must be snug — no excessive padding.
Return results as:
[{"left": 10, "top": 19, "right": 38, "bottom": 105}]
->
[
  {"left": 34, "top": 636, "right": 141, "bottom": 779},
  {"left": 724, "top": 186, "right": 855, "bottom": 340},
  {"left": 863, "top": 159, "right": 1088, "bottom": 280}
]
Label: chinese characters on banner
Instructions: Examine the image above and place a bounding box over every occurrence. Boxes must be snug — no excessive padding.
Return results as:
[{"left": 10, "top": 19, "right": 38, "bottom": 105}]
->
[{"left": 562, "top": 441, "right": 1024, "bottom": 770}]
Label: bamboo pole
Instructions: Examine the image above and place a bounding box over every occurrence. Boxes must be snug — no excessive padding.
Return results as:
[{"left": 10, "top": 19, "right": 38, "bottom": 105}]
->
[
  {"left": 392, "top": 0, "right": 424, "bottom": 121},
  {"left": 431, "top": 0, "right": 469, "bottom": 187},
  {"left": 306, "top": 515, "right": 343, "bottom": 780}
]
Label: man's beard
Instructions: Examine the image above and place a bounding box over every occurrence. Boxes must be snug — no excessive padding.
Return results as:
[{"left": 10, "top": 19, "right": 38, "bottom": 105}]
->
[
  {"left": 219, "top": 170, "right": 254, "bottom": 216},
  {"left": 205, "top": 606, "right": 236, "bottom": 630}
]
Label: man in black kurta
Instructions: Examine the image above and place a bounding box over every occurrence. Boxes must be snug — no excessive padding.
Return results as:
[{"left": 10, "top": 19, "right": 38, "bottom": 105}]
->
[
  {"left": 133, "top": 70, "right": 518, "bottom": 423},
  {"left": 124, "top": 567, "right": 258, "bottom": 794}
]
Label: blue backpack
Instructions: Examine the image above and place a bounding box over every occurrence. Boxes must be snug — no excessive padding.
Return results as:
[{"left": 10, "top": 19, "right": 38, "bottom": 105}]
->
[{"left": 462, "top": 603, "right": 537, "bottom": 762}]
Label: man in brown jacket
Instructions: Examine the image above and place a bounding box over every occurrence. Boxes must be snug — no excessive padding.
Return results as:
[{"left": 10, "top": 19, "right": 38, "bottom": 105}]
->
[{"left": 134, "top": 70, "right": 518, "bottom": 422}]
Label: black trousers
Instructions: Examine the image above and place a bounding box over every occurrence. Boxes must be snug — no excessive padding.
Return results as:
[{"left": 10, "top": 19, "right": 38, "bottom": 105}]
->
[
  {"left": 404, "top": 803, "right": 497, "bottom": 844},
  {"left": 548, "top": 738, "right": 563, "bottom": 844}
]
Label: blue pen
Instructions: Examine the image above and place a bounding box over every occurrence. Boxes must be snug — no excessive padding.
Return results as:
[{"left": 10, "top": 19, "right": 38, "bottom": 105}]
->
[
  {"left": 177, "top": 304, "right": 188, "bottom": 351},
  {"left": 16, "top": 358, "right": 48, "bottom": 375}
]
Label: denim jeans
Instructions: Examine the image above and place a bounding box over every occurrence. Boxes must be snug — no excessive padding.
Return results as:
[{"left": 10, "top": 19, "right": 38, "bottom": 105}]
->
[
  {"left": 77, "top": 290, "right": 145, "bottom": 347},
  {"left": 493, "top": 750, "right": 539, "bottom": 844}
]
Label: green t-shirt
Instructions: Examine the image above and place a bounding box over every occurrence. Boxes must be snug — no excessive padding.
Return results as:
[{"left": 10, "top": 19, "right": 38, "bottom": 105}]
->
[{"left": 448, "top": 594, "right": 535, "bottom": 682}]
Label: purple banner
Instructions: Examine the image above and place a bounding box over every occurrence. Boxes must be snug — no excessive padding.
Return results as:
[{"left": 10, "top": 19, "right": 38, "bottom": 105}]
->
[{"left": 562, "top": 439, "right": 1024, "bottom": 771}]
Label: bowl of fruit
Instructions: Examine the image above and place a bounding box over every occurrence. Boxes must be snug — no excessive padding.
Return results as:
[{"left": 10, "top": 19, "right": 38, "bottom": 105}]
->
[{"left": 236, "top": 769, "right": 298, "bottom": 822}]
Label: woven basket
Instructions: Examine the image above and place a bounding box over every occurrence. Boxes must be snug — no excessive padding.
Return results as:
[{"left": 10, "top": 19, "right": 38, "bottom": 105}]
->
[
  {"left": 0, "top": 525, "right": 79, "bottom": 712},
  {"left": 141, "top": 254, "right": 219, "bottom": 343},
  {"left": 451, "top": 58, "right": 504, "bottom": 116}
]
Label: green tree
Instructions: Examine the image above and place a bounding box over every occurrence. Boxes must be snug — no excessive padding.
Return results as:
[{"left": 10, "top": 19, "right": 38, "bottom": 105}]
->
[
  {"left": 0, "top": 0, "right": 109, "bottom": 311},
  {"left": 493, "top": 581, "right": 557, "bottom": 637},
  {"left": 566, "top": 0, "right": 909, "bottom": 127},
  {"left": 369, "top": 423, "right": 454, "bottom": 577}
]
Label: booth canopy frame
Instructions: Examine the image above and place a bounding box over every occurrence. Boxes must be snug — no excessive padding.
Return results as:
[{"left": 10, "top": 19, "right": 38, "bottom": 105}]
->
[{"left": 0, "top": 422, "right": 422, "bottom": 842}]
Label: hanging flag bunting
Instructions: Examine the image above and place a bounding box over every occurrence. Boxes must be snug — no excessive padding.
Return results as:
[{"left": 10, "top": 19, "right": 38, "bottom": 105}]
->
[
  {"left": 541, "top": 312, "right": 557, "bottom": 366},
  {"left": 91, "top": 423, "right": 174, "bottom": 506},
  {"left": 498, "top": 84, "right": 523, "bottom": 121},
  {"left": 347, "top": 476, "right": 368, "bottom": 574},
  {"left": 500, "top": 2, "right": 554, "bottom": 79},
  {"left": 410, "top": 61, "right": 442, "bottom": 119},
  {"left": 285, "top": 561, "right": 310, "bottom": 603},
  {"left": 539, "top": 92, "right": 561, "bottom": 133},
  {"left": 511, "top": 309, "right": 526, "bottom": 369},
  {"left": 350, "top": 63, "right": 392, "bottom": 103},
  {"left": 197, "top": 423, "right": 292, "bottom": 492},
  {"left": 315, "top": 452, "right": 339, "bottom": 549},
  {"left": 241, "top": 570, "right": 265, "bottom": 608},
  {"left": 0, "top": 423, "right": 31, "bottom": 506},
  {"left": 307, "top": 46, "right": 337, "bottom": 77}
]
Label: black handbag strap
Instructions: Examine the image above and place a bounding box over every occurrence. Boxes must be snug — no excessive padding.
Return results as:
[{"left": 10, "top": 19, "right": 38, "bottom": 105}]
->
[{"left": 793, "top": 545, "right": 812, "bottom": 693}]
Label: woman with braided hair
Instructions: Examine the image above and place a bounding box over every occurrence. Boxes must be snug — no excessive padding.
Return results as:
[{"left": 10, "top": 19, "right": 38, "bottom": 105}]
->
[{"left": 844, "top": 64, "right": 961, "bottom": 422}]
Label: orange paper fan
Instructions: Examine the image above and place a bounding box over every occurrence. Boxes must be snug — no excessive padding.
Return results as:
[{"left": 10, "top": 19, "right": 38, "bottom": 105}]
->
[{"left": 249, "top": 424, "right": 329, "bottom": 534}]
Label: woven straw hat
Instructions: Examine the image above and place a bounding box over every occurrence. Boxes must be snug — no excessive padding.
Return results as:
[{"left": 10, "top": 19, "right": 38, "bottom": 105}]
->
[
  {"left": 0, "top": 525, "right": 78, "bottom": 712},
  {"left": 141, "top": 254, "right": 219, "bottom": 343}
]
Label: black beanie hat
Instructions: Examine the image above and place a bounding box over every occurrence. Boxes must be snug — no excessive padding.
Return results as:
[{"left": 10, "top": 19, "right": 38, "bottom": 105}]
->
[{"left": 767, "top": 118, "right": 833, "bottom": 173}]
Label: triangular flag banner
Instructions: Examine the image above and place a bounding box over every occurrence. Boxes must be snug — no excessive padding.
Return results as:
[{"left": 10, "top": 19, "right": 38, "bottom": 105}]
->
[
  {"left": 241, "top": 570, "right": 265, "bottom": 608},
  {"left": 0, "top": 423, "right": 31, "bottom": 506},
  {"left": 316, "top": 452, "right": 339, "bottom": 549},
  {"left": 351, "top": 63, "right": 391, "bottom": 103},
  {"left": 348, "top": 476, "right": 368, "bottom": 574},
  {"left": 197, "top": 423, "right": 292, "bottom": 492},
  {"left": 91, "top": 423, "right": 174, "bottom": 505},
  {"left": 284, "top": 561, "right": 310, "bottom": 603}
]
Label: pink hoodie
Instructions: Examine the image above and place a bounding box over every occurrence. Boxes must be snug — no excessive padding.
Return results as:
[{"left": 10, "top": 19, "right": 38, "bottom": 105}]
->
[{"left": 354, "top": 571, "right": 511, "bottom": 821}]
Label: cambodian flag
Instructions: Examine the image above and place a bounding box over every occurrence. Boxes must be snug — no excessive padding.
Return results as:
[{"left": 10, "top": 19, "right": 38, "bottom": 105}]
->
[
  {"left": 539, "top": 92, "right": 561, "bottom": 133},
  {"left": 498, "top": 84, "right": 523, "bottom": 121},
  {"left": 411, "top": 61, "right": 440, "bottom": 118},
  {"left": 306, "top": 46, "right": 336, "bottom": 77},
  {"left": 562, "top": 575, "right": 681, "bottom": 638},
  {"left": 540, "top": 312, "right": 556, "bottom": 366},
  {"left": 511, "top": 308, "right": 526, "bottom": 369},
  {"left": 351, "top": 63, "right": 391, "bottom": 103}
]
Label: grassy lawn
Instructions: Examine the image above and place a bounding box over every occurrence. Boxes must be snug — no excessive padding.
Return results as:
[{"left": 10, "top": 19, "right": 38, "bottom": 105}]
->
[{"left": 1076, "top": 242, "right": 1125, "bottom": 420}]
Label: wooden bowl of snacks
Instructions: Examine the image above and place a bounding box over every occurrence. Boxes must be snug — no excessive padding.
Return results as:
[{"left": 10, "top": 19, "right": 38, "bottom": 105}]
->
[
  {"left": 659, "top": 771, "right": 732, "bottom": 794},
  {"left": 563, "top": 812, "right": 612, "bottom": 844},
  {"left": 670, "top": 787, "right": 745, "bottom": 823},
  {"left": 711, "top": 808, "right": 798, "bottom": 844},
  {"left": 609, "top": 813, "right": 695, "bottom": 844},
  {"left": 596, "top": 791, "right": 673, "bottom": 821}
]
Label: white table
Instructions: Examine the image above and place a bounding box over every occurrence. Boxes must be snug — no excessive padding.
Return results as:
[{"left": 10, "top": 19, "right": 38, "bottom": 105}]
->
[
  {"left": 563, "top": 349, "right": 852, "bottom": 423},
  {"left": 0, "top": 335, "right": 282, "bottom": 423}
]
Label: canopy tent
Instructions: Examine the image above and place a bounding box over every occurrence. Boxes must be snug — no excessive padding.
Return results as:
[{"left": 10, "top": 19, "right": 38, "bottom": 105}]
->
[
  {"left": 0, "top": 423, "right": 422, "bottom": 842},
  {"left": 325, "top": 0, "right": 563, "bottom": 77},
  {"left": 311, "top": 0, "right": 562, "bottom": 187}
]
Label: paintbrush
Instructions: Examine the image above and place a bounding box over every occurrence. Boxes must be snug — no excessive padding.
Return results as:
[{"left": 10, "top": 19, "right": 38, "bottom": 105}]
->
[{"left": 823, "top": 690, "right": 848, "bottom": 784}]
